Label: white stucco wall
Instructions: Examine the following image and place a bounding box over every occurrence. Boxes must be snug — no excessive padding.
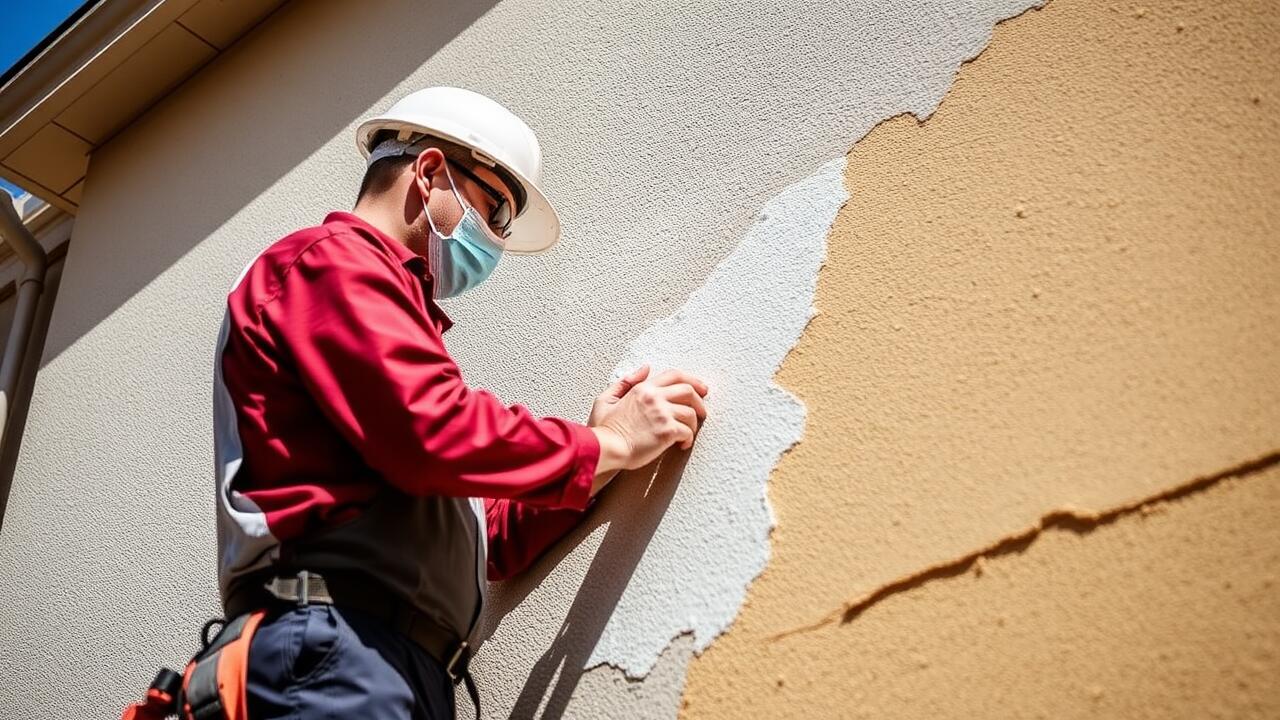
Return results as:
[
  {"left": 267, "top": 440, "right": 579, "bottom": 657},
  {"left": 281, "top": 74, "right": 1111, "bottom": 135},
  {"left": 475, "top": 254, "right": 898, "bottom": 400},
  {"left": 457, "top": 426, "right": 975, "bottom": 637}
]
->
[{"left": 0, "top": 1, "right": 1041, "bottom": 716}]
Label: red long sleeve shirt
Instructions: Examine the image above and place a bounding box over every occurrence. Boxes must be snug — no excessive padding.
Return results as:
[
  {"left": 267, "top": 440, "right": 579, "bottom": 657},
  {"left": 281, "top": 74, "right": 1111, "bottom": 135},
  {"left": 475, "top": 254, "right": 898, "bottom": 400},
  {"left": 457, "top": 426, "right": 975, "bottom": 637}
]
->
[{"left": 215, "top": 211, "right": 599, "bottom": 588}]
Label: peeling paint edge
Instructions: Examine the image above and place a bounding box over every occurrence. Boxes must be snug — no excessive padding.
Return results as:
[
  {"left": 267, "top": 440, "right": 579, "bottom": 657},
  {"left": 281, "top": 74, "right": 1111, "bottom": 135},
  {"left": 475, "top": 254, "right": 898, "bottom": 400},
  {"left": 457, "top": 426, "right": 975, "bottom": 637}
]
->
[
  {"left": 586, "top": 630, "right": 698, "bottom": 681},
  {"left": 585, "top": 156, "right": 849, "bottom": 676},
  {"left": 770, "top": 448, "right": 1280, "bottom": 642},
  {"left": 577, "top": 0, "right": 1058, "bottom": 683},
  {"left": 907, "top": 0, "right": 1050, "bottom": 123}
]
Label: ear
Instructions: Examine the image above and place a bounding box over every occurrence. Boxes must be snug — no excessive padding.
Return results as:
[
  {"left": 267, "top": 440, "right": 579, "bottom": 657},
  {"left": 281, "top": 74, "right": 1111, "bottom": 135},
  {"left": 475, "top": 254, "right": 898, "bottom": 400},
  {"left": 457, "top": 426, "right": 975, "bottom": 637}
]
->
[{"left": 412, "top": 147, "right": 446, "bottom": 200}]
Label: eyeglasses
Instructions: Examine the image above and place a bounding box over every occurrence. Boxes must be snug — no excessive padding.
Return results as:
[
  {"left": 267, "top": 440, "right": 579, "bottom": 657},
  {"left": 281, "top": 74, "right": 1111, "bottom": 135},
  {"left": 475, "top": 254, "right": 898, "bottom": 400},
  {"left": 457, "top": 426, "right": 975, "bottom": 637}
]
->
[{"left": 446, "top": 158, "right": 513, "bottom": 239}]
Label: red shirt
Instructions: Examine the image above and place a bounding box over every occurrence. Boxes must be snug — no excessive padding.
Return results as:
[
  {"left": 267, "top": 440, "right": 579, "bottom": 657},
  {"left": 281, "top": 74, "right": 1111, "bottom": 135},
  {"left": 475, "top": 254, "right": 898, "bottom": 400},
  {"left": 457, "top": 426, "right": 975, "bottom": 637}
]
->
[{"left": 219, "top": 211, "right": 599, "bottom": 581}]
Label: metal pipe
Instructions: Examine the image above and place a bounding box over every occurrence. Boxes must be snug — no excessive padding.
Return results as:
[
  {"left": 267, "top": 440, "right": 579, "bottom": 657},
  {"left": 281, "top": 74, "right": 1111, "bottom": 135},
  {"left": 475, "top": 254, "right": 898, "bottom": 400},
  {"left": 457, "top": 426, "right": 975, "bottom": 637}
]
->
[{"left": 0, "top": 196, "right": 48, "bottom": 456}]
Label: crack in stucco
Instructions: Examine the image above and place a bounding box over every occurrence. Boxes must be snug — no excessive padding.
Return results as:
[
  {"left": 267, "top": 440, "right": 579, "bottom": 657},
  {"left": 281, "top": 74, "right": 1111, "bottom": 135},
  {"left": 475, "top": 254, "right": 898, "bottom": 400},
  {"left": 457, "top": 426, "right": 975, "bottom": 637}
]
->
[
  {"left": 770, "top": 449, "right": 1280, "bottom": 642},
  {"left": 591, "top": 631, "right": 697, "bottom": 684}
]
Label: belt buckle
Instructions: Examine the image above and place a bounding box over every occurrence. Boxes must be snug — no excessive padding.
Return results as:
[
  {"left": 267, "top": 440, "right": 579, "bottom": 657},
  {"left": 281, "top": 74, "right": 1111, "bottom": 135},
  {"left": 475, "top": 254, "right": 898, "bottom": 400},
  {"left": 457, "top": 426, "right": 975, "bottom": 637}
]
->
[
  {"left": 296, "top": 570, "right": 310, "bottom": 607},
  {"left": 263, "top": 570, "right": 313, "bottom": 606},
  {"left": 445, "top": 641, "right": 470, "bottom": 683}
]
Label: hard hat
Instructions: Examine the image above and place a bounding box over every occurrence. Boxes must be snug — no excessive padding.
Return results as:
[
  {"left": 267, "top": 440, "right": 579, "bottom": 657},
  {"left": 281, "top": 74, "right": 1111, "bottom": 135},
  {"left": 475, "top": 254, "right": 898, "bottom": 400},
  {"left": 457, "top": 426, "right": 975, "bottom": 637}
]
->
[{"left": 356, "top": 87, "right": 560, "bottom": 254}]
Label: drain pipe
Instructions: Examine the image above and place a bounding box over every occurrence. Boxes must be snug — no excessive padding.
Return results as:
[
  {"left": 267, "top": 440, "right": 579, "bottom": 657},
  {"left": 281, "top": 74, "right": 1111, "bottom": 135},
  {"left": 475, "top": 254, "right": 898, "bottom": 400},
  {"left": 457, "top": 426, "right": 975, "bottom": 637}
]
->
[{"left": 0, "top": 196, "right": 48, "bottom": 472}]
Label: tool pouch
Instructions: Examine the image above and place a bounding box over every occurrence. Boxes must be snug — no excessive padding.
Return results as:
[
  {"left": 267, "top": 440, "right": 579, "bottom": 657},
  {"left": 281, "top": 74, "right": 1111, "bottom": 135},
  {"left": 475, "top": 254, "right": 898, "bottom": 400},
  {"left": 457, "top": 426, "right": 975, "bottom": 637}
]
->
[{"left": 179, "top": 610, "right": 266, "bottom": 720}]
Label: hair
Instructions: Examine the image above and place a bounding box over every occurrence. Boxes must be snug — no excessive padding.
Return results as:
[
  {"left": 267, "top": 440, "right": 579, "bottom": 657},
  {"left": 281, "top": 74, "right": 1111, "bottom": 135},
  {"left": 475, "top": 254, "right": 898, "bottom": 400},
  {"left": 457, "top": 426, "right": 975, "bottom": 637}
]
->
[
  {"left": 356, "top": 131, "right": 415, "bottom": 203},
  {"left": 356, "top": 154, "right": 415, "bottom": 203}
]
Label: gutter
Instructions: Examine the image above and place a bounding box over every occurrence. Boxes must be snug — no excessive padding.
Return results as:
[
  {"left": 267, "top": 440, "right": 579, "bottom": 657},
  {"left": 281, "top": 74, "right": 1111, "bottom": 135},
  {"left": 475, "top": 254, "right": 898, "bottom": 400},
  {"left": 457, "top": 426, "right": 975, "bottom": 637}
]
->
[{"left": 0, "top": 197, "right": 48, "bottom": 517}]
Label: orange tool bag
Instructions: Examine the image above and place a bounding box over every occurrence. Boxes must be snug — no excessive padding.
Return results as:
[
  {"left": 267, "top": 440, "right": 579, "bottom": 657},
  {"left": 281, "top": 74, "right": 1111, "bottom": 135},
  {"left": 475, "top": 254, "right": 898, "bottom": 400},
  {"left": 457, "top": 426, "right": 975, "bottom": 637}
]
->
[{"left": 121, "top": 610, "right": 266, "bottom": 720}]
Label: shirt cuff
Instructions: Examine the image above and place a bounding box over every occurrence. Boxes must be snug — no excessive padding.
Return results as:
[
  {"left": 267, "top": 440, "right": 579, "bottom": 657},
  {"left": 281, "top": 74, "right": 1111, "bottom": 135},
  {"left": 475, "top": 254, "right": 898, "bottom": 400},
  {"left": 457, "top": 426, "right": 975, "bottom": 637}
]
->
[{"left": 560, "top": 423, "right": 600, "bottom": 511}]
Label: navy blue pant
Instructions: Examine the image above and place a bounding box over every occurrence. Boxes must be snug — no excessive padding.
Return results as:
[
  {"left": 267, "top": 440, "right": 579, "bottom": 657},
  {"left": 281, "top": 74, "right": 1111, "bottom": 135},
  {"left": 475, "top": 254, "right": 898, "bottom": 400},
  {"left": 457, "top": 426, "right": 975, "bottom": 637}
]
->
[{"left": 245, "top": 604, "right": 456, "bottom": 719}]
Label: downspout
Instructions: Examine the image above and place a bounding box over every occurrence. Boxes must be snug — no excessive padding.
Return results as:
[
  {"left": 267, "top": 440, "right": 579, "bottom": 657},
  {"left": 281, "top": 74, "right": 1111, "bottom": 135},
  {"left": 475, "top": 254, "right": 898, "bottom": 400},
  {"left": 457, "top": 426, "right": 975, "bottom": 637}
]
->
[{"left": 0, "top": 197, "right": 48, "bottom": 516}]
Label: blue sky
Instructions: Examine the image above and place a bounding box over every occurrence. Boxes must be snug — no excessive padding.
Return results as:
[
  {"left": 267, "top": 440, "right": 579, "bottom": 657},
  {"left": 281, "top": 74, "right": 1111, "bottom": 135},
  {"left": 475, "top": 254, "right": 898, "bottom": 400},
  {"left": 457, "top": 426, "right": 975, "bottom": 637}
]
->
[
  {"left": 1, "top": 0, "right": 95, "bottom": 198},
  {"left": 1, "top": 178, "right": 24, "bottom": 198},
  {"left": 0, "top": 0, "right": 92, "bottom": 79}
]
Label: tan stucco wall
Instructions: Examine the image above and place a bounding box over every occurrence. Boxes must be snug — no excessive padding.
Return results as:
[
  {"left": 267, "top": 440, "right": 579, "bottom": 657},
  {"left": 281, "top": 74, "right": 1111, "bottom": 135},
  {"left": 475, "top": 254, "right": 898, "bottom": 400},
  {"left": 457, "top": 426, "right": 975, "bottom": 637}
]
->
[
  {"left": 682, "top": 0, "right": 1280, "bottom": 716},
  {"left": 686, "top": 464, "right": 1280, "bottom": 718}
]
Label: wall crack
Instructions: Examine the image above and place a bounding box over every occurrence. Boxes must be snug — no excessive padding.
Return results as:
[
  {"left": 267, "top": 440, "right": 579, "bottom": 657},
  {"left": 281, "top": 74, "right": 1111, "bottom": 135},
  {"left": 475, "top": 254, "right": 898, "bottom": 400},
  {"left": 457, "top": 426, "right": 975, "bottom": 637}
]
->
[{"left": 770, "top": 448, "right": 1280, "bottom": 642}]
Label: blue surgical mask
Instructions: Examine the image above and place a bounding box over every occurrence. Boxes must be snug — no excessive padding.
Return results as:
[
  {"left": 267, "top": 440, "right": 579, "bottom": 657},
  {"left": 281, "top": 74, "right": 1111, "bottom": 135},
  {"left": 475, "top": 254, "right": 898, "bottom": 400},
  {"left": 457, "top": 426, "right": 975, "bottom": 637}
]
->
[{"left": 423, "top": 164, "right": 505, "bottom": 299}]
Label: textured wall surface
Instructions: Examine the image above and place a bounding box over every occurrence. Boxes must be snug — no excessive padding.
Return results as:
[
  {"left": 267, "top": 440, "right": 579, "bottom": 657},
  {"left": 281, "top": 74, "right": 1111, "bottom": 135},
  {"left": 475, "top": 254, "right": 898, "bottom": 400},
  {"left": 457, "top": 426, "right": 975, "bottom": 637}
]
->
[
  {"left": 691, "top": 463, "right": 1280, "bottom": 718},
  {"left": 0, "top": 0, "right": 1047, "bottom": 717},
  {"left": 600, "top": 158, "right": 845, "bottom": 672},
  {"left": 3, "top": 0, "right": 1274, "bottom": 717},
  {"left": 682, "top": 0, "right": 1280, "bottom": 716},
  {"left": 472, "top": 158, "right": 847, "bottom": 718}
]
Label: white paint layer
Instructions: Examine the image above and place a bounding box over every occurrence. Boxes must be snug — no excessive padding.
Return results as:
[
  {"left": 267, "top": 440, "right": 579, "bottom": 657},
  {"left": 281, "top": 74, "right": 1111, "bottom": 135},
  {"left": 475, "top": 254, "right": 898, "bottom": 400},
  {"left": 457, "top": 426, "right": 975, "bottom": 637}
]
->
[{"left": 587, "top": 156, "right": 848, "bottom": 674}]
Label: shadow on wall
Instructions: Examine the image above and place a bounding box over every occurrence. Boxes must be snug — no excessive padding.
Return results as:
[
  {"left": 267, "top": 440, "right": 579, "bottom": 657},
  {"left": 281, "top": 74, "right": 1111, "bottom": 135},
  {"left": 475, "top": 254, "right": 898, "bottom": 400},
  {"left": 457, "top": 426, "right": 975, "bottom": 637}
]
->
[
  {"left": 486, "top": 446, "right": 694, "bottom": 719},
  {"left": 36, "top": 0, "right": 499, "bottom": 366}
]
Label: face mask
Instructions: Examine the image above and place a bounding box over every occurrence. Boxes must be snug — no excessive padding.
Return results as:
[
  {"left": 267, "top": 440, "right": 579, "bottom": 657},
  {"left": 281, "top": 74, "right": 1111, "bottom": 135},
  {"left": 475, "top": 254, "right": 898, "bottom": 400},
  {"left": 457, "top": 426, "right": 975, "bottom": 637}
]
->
[{"left": 423, "top": 163, "right": 505, "bottom": 299}]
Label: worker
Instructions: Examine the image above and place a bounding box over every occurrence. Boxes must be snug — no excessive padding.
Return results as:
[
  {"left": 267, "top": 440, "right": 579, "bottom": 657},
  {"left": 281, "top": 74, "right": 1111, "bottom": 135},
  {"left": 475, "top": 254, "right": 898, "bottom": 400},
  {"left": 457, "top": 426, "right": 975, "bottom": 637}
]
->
[{"left": 211, "top": 86, "right": 709, "bottom": 718}]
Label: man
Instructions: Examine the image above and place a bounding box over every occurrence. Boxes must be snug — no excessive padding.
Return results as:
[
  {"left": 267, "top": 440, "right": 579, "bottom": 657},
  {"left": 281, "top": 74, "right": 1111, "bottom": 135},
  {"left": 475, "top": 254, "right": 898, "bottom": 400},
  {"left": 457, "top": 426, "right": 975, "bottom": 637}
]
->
[{"left": 212, "top": 87, "right": 708, "bottom": 719}]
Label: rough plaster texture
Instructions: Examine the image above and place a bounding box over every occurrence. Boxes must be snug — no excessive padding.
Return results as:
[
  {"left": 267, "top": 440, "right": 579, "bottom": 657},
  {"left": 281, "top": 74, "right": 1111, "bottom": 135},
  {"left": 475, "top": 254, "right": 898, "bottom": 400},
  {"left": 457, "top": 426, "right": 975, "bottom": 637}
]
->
[
  {"left": 570, "top": 636, "right": 697, "bottom": 720},
  {"left": 682, "top": 0, "right": 1280, "bottom": 715},
  {"left": 595, "top": 157, "right": 846, "bottom": 670},
  {"left": 697, "top": 462, "right": 1280, "bottom": 718},
  {"left": 529, "top": 158, "right": 846, "bottom": 677},
  {"left": 0, "top": 0, "right": 1053, "bottom": 716}
]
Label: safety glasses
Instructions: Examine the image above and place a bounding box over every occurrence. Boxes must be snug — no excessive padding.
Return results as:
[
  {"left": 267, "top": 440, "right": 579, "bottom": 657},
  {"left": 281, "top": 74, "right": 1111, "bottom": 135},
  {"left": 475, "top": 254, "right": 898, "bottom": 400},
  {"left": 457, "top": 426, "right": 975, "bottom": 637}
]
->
[{"left": 446, "top": 158, "right": 513, "bottom": 240}]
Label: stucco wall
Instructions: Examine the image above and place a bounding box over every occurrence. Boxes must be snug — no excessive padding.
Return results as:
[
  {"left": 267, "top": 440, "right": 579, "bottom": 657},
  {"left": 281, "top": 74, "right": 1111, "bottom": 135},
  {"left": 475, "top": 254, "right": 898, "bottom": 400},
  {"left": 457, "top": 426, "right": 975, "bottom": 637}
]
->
[
  {"left": 0, "top": 0, "right": 1275, "bottom": 717},
  {"left": 683, "top": 0, "right": 1280, "bottom": 716}
]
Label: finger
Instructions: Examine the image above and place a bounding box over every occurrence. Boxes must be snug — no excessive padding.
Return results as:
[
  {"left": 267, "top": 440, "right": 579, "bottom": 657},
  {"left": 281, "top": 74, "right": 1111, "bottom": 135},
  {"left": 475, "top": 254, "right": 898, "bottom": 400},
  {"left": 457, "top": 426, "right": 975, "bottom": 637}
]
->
[
  {"left": 668, "top": 417, "right": 696, "bottom": 450},
  {"left": 671, "top": 405, "right": 700, "bottom": 447},
  {"left": 623, "top": 364, "right": 651, "bottom": 389},
  {"left": 662, "top": 383, "right": 708, "bottom": 420},
  {"left": 651, "top": 369, "right": 709, "bottom": 396},
  {"left": 604, "top": 364, "right": 651, "bottom": 400}
]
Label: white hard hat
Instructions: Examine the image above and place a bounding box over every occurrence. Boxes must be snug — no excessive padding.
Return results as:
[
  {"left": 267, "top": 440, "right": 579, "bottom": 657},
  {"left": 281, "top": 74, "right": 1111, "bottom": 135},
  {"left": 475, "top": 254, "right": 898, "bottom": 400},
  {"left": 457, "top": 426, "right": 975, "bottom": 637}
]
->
[{"left": 356, "top": 86, "right": 560, "bottom": 254}]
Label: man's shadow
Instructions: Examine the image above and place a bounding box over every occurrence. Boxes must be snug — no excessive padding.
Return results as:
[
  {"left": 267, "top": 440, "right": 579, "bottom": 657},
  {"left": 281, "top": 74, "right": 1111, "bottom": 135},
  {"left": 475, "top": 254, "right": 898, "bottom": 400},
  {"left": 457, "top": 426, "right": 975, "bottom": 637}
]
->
[{"left": 484, "top": 444, "right": 694, "bottom": 719}]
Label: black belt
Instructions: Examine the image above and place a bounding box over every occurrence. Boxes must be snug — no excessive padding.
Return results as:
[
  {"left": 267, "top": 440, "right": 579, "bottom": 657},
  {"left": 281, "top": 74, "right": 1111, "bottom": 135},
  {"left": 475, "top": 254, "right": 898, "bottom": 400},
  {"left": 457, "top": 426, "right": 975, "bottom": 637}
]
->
[{"left": 226, "top": 569, "right": 480, "bottom": 720}]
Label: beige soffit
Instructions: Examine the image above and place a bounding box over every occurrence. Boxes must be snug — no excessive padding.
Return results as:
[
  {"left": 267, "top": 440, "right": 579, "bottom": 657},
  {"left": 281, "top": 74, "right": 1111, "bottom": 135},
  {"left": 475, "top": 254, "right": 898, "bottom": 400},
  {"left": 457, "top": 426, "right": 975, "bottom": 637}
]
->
[{"left": 0, "top": 0, "right": 287, "bottom": 215}]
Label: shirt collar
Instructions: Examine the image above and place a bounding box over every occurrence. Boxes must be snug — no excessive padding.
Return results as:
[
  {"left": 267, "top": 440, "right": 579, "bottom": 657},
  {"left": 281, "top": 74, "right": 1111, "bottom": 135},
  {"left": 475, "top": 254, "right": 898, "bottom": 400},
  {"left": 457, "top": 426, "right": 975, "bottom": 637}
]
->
[
  {"left": 324, "top": 211, "right": 454, "bottom": 333},
  {"left": 325, "top": 211, "right": 420, "bottom": 265}
]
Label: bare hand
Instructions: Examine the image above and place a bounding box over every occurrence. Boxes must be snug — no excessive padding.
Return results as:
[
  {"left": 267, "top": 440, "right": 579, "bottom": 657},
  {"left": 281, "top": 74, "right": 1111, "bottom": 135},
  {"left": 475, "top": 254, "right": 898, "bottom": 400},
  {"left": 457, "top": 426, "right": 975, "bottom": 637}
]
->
[{"left": 589, "top": 366, "right": 709, "bottom": 485}]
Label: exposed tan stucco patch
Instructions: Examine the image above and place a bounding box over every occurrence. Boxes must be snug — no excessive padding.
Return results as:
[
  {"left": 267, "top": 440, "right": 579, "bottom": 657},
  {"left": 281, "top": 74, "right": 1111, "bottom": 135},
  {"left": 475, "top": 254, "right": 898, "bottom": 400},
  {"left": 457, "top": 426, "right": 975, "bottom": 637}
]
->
[
  {"left": 681, "top": 0, "right": 1280, "bottom": 715},
  {"left": 685, "top": 464, "right": 1280, "bottom": 718},
  {"left": 770, "top": 450, "right": 1280, "bottom": 641}
]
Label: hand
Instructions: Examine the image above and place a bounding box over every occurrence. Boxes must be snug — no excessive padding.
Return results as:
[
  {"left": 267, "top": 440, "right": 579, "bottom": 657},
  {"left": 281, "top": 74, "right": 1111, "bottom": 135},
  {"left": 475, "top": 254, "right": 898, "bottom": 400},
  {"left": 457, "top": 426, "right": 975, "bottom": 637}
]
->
[
  {"left": 588, "top": 366, "right": 709, "bottom": 492},
  {"left": 588, "top": 364, "right": 651, "bottom": 428}
]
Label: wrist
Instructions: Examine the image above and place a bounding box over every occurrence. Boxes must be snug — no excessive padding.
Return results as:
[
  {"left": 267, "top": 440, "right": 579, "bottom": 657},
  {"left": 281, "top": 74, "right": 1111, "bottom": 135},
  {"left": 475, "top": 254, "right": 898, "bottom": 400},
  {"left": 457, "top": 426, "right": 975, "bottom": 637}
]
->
[
  {"left": 591, "top": 426, "right": 629, "bottom": 473},
  {"left": 589, "top": 426, "right": 629, "bottom": 495}
]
